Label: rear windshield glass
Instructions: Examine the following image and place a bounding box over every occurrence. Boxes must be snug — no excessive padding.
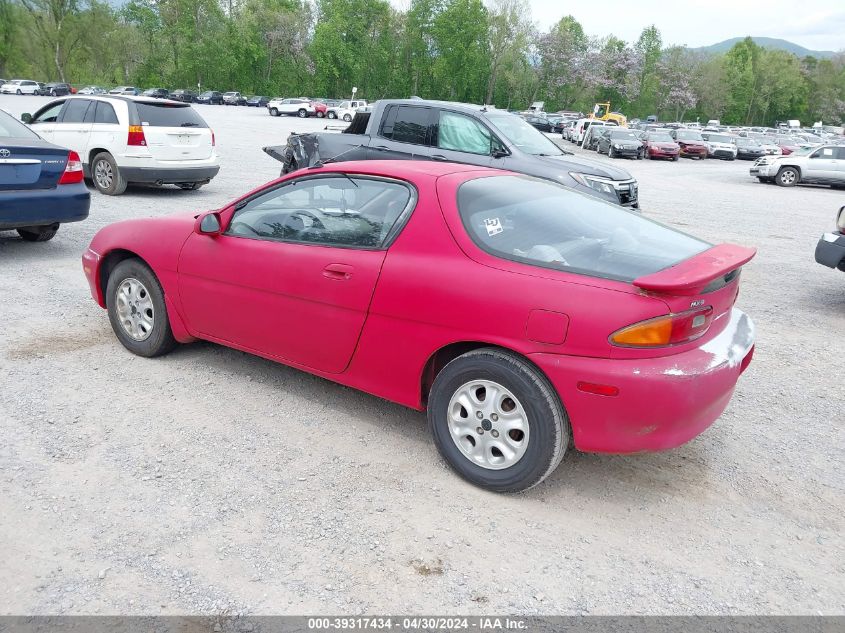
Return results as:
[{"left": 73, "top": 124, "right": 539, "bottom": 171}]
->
[
  {"left": 0, "top": 110, "right": 39, "bottom": 138},
  {"left": 707, "top": 134, "right": 733, "bottom": 143},
  {"left": 135, "top": 102, "right": 208, "bottom": 127},
  {"left": 675, "top": 130, "right": 703, "bottom": 141},
  {"left": 457, "top": 175, "right": 710, "bottom": 282}
]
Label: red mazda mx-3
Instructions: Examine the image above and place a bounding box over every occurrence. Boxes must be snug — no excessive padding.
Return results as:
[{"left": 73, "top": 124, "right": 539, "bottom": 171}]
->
[{"left": 83, "top": 161, "right": 755, "bottom": 492}]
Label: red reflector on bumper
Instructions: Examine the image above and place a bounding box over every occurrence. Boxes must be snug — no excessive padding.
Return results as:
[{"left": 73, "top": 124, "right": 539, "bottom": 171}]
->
[{"left": 577, "top": 381, "right": 620, "bottom": 397}]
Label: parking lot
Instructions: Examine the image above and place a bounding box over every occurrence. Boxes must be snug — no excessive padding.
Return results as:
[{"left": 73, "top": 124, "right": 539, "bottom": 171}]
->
[{"left": 1, "top": 95, "right": 843, "bottom": 616}]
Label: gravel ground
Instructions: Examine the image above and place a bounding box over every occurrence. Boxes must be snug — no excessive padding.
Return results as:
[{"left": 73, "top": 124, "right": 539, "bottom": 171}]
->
[{"left": 1, "top": 95, "right": 843, "bottom": 616}]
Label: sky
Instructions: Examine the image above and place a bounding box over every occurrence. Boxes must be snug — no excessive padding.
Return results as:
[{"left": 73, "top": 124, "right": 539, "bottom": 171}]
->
[{"left": 390, "top": 0, "right": 845, "bottom": 52}]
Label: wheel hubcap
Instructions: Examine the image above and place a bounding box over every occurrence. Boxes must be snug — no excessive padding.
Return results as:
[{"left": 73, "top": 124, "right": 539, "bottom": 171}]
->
[
  {"left": 115, "top": 278, "right": 154, "bottom": 341},
  {"left": 447, "top": 380, "right": 529, "bottom": 470},
  {"left": 782, "top": 171, "right": 795, "bottom": 184},
  {"left": 95, "top": 160, "right": 113, "bottom": 189}
]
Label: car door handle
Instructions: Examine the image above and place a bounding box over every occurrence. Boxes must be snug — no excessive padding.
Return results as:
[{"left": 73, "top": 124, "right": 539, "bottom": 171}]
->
[
  {"left": 431, "top": 154, "right": 448, "bottom": 161},
  {"left": 322, "top": 263, "right": 354, "bottom": 280}
]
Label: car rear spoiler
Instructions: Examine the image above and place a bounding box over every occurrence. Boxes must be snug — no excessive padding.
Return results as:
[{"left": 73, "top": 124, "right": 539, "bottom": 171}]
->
[{"left": 633, "top": 244, "right": 757, "bottom": 295}]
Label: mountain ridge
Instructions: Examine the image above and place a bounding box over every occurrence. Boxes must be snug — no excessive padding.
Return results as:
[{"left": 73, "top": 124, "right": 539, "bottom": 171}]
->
[{"left": 691, "top": 37, "right": 838, "bottom": 59}]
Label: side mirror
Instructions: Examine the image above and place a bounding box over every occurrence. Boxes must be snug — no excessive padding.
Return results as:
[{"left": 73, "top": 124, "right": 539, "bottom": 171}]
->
[
  {"left": 195, "top": 212, "right": 222, "bottom": 235},
  {"left": 492, "top": 146, "right": 509, "bottom": 159},
  {"left": 21, "top": 113, "right": 32, "bottom": 124}
]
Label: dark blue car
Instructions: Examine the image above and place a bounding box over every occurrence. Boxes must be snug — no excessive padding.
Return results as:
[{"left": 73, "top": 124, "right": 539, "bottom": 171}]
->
[{"left": 0, "top": 109, "right": 90, "bottom": 241}]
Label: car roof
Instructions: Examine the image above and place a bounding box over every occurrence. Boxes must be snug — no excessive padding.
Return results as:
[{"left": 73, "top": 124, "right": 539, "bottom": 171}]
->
[{"left": 305, "top": 160, "right": 510, "bottom": 180}]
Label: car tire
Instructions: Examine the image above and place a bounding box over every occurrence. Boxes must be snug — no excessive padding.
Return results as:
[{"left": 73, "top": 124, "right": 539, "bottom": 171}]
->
[
  {"left": 427, "top": 348, "right": 569, "bottom": 493},
  {"left": 609, "top": 146, "right": 616, "bottom": 158},
  {"left": 327, "top": 111, "right": 336, "bottom": 119},
  {"left": 757, "top": 177, "right": 767, "bottom": 183},
  {"left": 297, "top": 108, "right": 307, "bottom": 118},
  {"left": 17, "top": 224, "right": 59, "bottom": 242},
  {"left": 673, "top": 156, "right": 679, "bottom": 161},
  {"left": 316, "top": 111, "right": 324, "bottom": 118},
  {"left": 269, "top": 107, "right": 279, "bottom": 116},
  {"left": 91, "top": 152, "right": 128, "bottom": 195},
  {"left": 16, "top": 89, "right": 22, "bottom": 95},
  {"left": 106, "top": 258, "right": 178, "bottom": 358},
  {"left": 343, "top": 114, "right": 352, "bottom": 122},
  {"left": 775, "top": 167, "right": 799, "bottom": 187}
]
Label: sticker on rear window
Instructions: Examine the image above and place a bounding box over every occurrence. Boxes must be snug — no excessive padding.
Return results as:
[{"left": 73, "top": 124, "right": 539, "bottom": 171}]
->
[{"left": 484, "top": 218, "right": 503, "bottom": 237}]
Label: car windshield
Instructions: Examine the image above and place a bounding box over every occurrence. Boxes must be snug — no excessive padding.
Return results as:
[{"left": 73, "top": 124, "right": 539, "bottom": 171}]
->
[
  {"left": 735, "top": 138, "right": 756, "bottom": 146},
  {"left": 0, "top": 110, "right": 40, "bottom": 139},
  {"left": 486, "top": 112, "right": 562, "bottom": 156},
  {"left": 648, "top": 133, "right": 674, "bottom": 142},
  {"left": 609, "top": 130, "right": 638, "bottom": 140},
  {"left": 458, "top": 175, "right": 709, "bottom": 282},
  {"left": 199, "top": 92, "right": 213, "bottom": 97},
  {"left": 707, "top": 134, "right": 733, "bottom": 143},
  {"left": 676, "top": 130, "right": 703, "bottom": 141}
]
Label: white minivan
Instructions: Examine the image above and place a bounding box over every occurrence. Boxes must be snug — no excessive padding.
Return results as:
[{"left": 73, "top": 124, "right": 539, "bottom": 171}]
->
[
  {"left": 1, "top": 79, "right": 40, "bottom": 95},
  {"left": 22, "top": 95, "right": 219, "bottom": 195}
]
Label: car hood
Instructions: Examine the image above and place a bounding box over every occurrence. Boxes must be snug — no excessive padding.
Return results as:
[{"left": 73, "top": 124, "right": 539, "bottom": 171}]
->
[{"left": 535, "top": 153, "right": 632, "bottom": 181}]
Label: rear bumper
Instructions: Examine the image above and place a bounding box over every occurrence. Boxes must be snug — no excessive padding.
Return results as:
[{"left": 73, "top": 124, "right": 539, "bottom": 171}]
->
[
  {"left": 815, "top": 233, "right": 845, "bottom": 270},
  {"left": 117, "top": 163, "right": 220, "bottom": 184},
  {"left": 0, "top": 182, "right": 90, "bottom": 229},
  {"left": 530, "top": 308, "right": 755, "bottom": 453}
]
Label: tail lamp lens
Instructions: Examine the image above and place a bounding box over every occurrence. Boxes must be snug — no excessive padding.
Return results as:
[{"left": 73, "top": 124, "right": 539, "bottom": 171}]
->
[
  {"left": 127, "top": 125, "right": 146, "bottom": 146},
  {"left": 610, "top": 307, "right": 714, "bottom": 348},
  {"left": 58, "top": 150, "right": 84, "bottom": 184}
]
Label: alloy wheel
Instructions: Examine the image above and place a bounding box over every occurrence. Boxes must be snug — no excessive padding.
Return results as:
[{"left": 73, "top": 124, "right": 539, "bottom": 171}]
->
[
  {"left": 94, "top": 159, "right": 113, "bottom": 190},
  {"left": 115, "top": 278, "right": 155, "bottom": 341},
  {"left": 447, "top": 379, "right": 530, "bottom": 470}
]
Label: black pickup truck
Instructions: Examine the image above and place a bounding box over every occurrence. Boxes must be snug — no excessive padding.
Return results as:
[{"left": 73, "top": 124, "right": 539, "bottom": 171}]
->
[{"left": 264, "top": 99, "right": 640, "bottom": 208}]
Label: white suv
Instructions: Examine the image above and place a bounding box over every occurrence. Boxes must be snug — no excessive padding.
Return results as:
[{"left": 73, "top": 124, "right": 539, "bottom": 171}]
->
[
  {"left": 22, "top": 95, "right": 219, "bottom": 195},
  {"left": 327, "top": 100, "right": 368, "bottom": 122},
  {"left": 1, "top": 79, "right": 40, "bottom": 95},
  {"left": 267, "top": 97, "right": 315, "bottom": 118},
  {"left": 750, "top": 145, "right": 845, "bottom": 188}
]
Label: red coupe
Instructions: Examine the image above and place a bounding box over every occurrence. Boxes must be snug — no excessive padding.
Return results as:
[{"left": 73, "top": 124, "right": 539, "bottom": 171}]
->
[{"left": 82, "top": 161, "right": 756, "bottom": 492}]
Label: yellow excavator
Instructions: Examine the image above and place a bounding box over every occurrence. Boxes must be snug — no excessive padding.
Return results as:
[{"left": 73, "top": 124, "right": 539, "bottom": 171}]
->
[{"left": 590, "top": 102, "right": 627, "bottom": 127}]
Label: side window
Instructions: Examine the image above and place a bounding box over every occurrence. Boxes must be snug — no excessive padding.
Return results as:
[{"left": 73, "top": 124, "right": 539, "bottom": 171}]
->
[
  {"left": 380, "top": 106, "right": 430, "bottom": 145},
  {"left": 226, "top": 176, "right": 414, "bottom": 249},
  {"left": 94, "top": 102, "right": 119, "bottom": 124},
  {"left": 437, "top": 111, "right": 493, "bottom": 155},
  {"left": 812, "top": 148, "right": 834, "bottom": 159},
  {"left": 60, "top": 99, "right": 92, "bottom": 123},
  {"left": 32, "top": 101, "right": 65, "bottom": 123},
  {"left": 835, "top": 147, "right": 845, "bottom": 160}
]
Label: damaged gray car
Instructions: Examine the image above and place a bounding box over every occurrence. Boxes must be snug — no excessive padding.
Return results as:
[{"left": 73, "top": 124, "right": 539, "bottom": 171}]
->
[{"left": 264, "top": 99, "right": 640, "bottom": 208}]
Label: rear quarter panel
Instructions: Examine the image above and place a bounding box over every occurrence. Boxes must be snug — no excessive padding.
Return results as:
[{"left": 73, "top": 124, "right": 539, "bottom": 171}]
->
[{"left": 344, "top": 170, "right": 672, "bottom": 409}]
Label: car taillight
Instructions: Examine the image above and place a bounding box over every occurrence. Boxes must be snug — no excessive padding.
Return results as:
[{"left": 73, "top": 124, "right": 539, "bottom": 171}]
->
[
  {"left": 610, "top": 307, "right": 714, "bottom": 348},
  {"left": 211, "top": 129, "right": 215, "bottom": 146},
  {"left": 128, "top": 125, "right": 146, "bottom": 146},
  {"left": 58, "top": 150, "right": 84, "bottom": 184}
]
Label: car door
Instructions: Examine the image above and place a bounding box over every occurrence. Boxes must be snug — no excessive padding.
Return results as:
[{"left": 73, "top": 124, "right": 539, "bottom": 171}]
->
[
  {"left": 369, "top": 103, "right": 434, "bottom": 161},
  {"left": 26, "top": 100, "right": 66, "bottom": 143},
  {"left": 834, "top": 147, "right": 845, "bottom": 183},
  {"left": 85, "top": 100, "right": 123, "bottom": 170},
  {"left": 52, "top": 99, "right": 94, "bottom": 156},
  {"left": 430, "top": 109, "right": 498, "bottom": 168},
  {"left": 177, "top": 174, "right": 416, "bottom": 374},
  {"left": 806, "top": 147, "right": 839, "bottom": 181}
]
